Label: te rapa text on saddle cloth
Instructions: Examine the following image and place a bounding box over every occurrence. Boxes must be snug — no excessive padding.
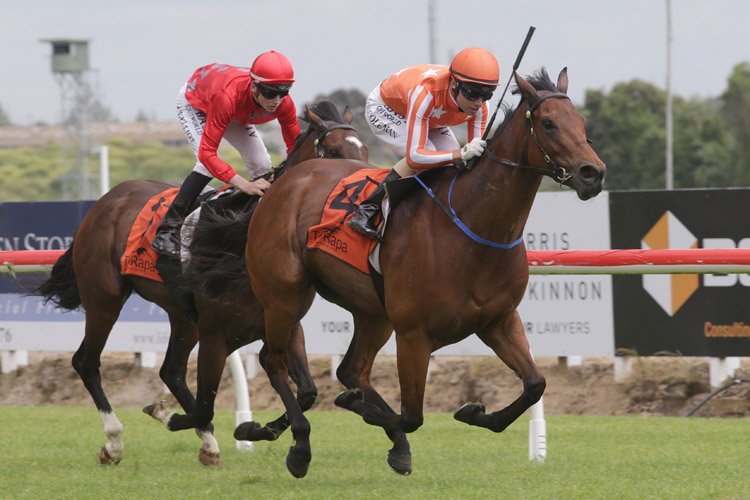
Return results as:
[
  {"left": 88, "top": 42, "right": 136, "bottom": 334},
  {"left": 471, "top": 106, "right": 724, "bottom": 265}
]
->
[
  {"left": 120, "top": 188, "right": 178, "bottom": 282},
  {"left": 307, "top": 168, "right": 390, "bottom": 274}
]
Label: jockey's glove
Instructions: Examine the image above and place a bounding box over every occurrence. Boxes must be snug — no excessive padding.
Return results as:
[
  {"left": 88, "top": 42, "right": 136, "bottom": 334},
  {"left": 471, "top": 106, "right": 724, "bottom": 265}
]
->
[{"left": 460, "top": 138, "right": 487, "bottom": 161}]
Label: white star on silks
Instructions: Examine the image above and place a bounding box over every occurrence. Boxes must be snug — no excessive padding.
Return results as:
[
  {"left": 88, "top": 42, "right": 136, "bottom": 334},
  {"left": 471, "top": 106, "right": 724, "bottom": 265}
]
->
[
  {"left": 429, "top": 105, "right": 447, "bottom": 119},
  {"left": 421, "top": 68, "right": 441, "bottom": 78},
  {"left": 393, "top": 68, "right": 408, "bottom": 77}
]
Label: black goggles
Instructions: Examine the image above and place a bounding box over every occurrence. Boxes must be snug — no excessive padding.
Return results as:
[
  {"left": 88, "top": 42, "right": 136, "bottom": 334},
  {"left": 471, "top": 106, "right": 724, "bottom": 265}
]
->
[
  {"left": 458, "top": 82, "right": 494, "bottom": 102},
  {"left": 257, "top": 82, "right": 291, "bottom": 99}
]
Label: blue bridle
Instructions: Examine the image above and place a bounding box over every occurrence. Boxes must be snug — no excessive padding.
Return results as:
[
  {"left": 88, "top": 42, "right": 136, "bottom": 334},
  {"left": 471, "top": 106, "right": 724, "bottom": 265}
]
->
[{"left": 413, "top": 174, "right": 523, "bottom": 250}]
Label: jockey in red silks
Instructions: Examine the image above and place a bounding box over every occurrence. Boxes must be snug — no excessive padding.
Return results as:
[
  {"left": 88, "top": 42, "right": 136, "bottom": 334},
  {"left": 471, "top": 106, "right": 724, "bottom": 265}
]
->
[
  {"left": 152, "top": 50, "right": 301, "bottom": 256},
  {"left": 348, "top": 47, "right": 500, "bottom": 239}
]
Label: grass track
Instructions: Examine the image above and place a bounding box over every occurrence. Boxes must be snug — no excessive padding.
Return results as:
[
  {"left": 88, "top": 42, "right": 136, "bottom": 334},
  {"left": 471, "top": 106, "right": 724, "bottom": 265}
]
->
[{"left": 0, "top": 407, "right": 748, "bottom": 499}]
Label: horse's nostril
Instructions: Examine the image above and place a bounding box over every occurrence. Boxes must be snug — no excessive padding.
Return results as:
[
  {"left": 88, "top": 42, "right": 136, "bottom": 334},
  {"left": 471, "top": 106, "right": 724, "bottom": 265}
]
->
[{"left": 579, "top": 165, "right": 600, "bottom": 183}]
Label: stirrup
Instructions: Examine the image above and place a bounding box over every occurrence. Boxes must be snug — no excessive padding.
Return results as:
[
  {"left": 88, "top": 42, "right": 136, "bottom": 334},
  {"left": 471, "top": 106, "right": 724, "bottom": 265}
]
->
[
  {"left": 348, "top": 217, "right": 382, "bottom": 242},
  {"left": 347, "top": 217, "right": 379, "bottom": 238}
]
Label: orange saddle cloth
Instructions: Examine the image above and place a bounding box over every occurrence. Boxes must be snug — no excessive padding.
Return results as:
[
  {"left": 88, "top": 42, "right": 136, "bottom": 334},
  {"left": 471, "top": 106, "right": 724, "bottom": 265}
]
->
[
  {"left": 307, "top": 168, "right": 390, "bottom": 274},
  {"left": 120, "top": 188, "right": 179, "bottom": 283}
]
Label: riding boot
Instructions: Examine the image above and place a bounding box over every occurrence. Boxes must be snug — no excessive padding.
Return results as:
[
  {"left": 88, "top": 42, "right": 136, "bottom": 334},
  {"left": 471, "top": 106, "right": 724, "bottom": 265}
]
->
[
  {"left": 347, "top": 169, "right": 401, "bottom": 239},
  {"left": 151, "top": 172, "right": 211, "bottom": 256}
]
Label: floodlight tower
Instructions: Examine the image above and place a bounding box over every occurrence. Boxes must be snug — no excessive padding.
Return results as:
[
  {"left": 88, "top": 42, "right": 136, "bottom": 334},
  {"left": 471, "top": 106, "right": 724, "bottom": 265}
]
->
[{"left": 40, "top": 38, "right": 99, "bottom": 200}]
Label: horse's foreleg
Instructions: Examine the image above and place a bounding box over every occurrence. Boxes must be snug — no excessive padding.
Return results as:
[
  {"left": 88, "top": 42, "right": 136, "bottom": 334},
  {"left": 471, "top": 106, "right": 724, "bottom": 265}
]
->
[
  {"left": 335, "top": 329, "right": 430, "bottom": 475},
  {"left": 337, "top": 329, "right": 429, "bottom": 431},
  {"left": 157, "top": 316, "right": 219, "bottom": 463},
  {"left": 334, "top": 316, "right": 412, "bottom": 475},
  {"left": 235, "top": 324, "right": 317, "bottom": 443},
  {"left": 159, "top": 316, "right": 199, "bottom": 415},
  {"left": 144, "top": 335, "right": 227, "bottom": 466},
  {"left": 454, "top": 311, "right": 545, "bottom": 432}
]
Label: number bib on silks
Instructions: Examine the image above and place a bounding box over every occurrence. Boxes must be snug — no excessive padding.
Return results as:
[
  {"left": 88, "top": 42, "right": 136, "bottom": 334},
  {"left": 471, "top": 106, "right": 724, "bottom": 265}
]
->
[{"left": 306, "top": 168, "right": 390, "bottom": 274}]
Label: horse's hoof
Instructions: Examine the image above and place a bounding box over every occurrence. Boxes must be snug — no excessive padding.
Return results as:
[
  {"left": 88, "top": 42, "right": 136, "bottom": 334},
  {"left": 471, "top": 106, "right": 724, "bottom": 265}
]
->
[
  {"left": 198, "top": 448, "right": 222, "bottom": 467},
  {"left": 234, "top": 421, "right": 275, "bottom": 442},
  {"left": 99, "top": 446, "right": 120, "bottom": 465},
  {"left": 334, "top": 388, "right": 364, "bottom": 409},
  {"left": 453, "top": 402, "right": 486, "bottom": 424},
  {"left": 142, "top": 401, "right": 169, "bottom": 417},
  {"left": 142, "top": 401, "right": 172, "bottom": 426},
  {"left": 285, "top": 447, "right": 311, "bottom": 478},
  {"left": 387, "top": 449, "right": 412, "bottom": 476}
]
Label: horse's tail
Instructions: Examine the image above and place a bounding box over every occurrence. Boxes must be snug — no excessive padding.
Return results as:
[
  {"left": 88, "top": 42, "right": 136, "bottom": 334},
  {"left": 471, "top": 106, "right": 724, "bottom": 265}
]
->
[
  {"left": 185, "top": 201, "right": 255, "bottom": 301},
  {"left": 32, "top": 244, "right": 82, "bottom": 310}
]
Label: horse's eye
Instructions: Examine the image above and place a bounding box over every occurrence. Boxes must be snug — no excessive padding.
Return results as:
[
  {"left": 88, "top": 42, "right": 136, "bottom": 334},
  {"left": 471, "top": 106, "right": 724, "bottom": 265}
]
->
[
  {"left": 326, "top": 149, "right": 340, "bottom": 158},
  {"left": 541, "top": 118, "right": 554, "bottom": 130}
]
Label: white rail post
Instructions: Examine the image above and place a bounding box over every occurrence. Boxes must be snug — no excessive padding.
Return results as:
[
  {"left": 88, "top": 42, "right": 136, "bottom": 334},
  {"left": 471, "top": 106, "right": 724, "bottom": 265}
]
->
[
  {"left": 614, "top": 357, "right": 634, "bottom": 383},
  {"left": 135, "top": 352, "right": 157, "bottom": 368},
  {"left": 99, "top": 145, "right": 110, "bottom": 196},
  {"left": 244, "top": 353, "right": 261, "bottom": 380},
  {"left": 228, "top": 350, "right": 253, "bottom": 451},
  {"left": 330, "top": 354, "right": 342, "bottom": 381},
  {"left": 528, "top": 350, "right": 546, "bottom": 462},
  {"left": 529, "top": 397, "right": 546, "bottom": 462},
  {"left": 2, "top": 351, "right": 18, "bottom": 374},
  {"left": 709, "top": 357, "right": 741, "bottom": 388}
]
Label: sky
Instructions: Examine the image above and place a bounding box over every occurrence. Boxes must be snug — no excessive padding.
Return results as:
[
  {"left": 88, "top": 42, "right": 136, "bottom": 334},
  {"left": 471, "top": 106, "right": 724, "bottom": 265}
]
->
[{"left": 2, "top": 0, "right": 749, "bottom": 125}]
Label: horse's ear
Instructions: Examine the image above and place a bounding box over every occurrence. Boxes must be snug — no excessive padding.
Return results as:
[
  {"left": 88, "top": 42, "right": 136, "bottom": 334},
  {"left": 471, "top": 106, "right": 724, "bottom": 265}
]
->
[
  {"left": 515, "top": 71, "right": 539, "bottom": 107},
  {"left": 307, "top": 109, "right": 323, "bottom": 129},
  {"left": 557, "top": 67, "right": 569, "bottom": 94},
  {"left": 343, "top": 105, "right": 353, "bottom": 125}
]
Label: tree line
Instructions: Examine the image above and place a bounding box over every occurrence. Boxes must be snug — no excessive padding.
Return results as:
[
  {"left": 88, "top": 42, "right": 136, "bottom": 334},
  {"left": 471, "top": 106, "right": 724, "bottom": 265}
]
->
[
  {"left": 1, "top": 62, "right": 749, "bottom": 201},
  {"left": 583, "top": 62, "right": 750, "bottom": 190}
]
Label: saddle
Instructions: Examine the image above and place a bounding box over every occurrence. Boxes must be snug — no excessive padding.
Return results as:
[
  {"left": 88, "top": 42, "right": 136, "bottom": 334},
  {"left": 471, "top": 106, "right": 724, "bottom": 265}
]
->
[
  {"left": 383, "top": 167, "right": 443, "bottom": 207},
  {"left": 120, "top": 185, "right": 260, "bottom": 324}
]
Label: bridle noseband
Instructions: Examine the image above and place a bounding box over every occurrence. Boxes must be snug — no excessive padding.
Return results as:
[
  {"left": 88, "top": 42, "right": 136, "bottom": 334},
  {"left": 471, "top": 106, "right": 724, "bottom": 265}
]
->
[
  {"left": 313, "top": 123, "right": 357, "bottom": 158},
  {"left": 484, "top": 92, "right": 573, "bottom": 184}
]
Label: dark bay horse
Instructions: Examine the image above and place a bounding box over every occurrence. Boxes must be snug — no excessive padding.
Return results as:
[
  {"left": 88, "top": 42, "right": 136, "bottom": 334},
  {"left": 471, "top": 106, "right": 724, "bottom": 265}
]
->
[
  {"left": 239, "top": 68, "right": 606, "bottom": 477},
  {"left": 35, "top": 99, "right": 368, "bottom": 466}
]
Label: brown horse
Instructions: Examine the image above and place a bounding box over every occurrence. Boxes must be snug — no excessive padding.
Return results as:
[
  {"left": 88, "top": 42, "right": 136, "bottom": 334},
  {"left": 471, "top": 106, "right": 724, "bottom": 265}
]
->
[
  {"left": 34, "top": 99, "right": 368, "bottom": 466},
  {"left": 240, "top": 68, "right": 606, "bottom": 477}
]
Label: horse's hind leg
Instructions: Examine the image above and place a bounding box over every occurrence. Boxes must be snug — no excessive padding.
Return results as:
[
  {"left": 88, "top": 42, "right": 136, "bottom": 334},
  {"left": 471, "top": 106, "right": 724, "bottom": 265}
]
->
[
  {"left": 334, "top": 315, "right": 412, "bottom": 475},
  {"left": 454, "top": 311, "right": 545, "bottom": 432},
  {"left": 157, "top": 314, "right": 220, "bottom": 466},
  {"left": 72, "top": 302, "right": 125, "bottom": 465},
  {"left": 234, "top": 323, "right": 318, "bottom": 443},
  {"left": 261, "top": 306, "right": 313, "bottom": 478}
]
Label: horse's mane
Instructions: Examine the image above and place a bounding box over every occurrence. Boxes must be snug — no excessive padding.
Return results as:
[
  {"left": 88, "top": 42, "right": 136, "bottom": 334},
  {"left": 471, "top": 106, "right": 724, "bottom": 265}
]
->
[
  {"left": 489, "top": 67, "right": 558, "bottom": 144},
  {"left": 185, "top": 98, "right": 348, "bottom": 300}
]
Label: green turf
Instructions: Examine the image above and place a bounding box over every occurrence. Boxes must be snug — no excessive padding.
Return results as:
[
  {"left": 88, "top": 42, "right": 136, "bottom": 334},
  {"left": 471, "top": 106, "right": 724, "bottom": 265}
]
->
[{"left": 0, "top": 407, "right": 747, "bottom": 499}]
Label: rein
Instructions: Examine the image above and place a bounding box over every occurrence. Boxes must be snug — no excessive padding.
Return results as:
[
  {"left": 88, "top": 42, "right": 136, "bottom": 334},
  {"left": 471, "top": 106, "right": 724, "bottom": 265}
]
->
[
  {"left": 413, "top": 174, "right": 523, "bottom": 250},
  {"left": 313, "top": 124, "right": 357, "bottom": 158},
  {"left": 412, "top": 92, "right": 572, "bottom": 250}
]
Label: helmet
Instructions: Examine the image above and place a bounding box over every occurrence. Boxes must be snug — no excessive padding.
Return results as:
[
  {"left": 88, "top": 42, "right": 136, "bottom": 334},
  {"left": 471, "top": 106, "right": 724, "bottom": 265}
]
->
[
  {"left": 449, "top": 47, "right": 499, "bottom": 88},
  {"left": 249, "top": 50, "right": 295, "bottom": 85}
]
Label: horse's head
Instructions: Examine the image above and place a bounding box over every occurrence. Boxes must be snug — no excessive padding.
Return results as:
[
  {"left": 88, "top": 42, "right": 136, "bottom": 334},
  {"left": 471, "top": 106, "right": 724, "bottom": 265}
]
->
[
  {"left": 304, "top": 104, "right": 369, "bottom": 162},
  {"left": 275, "top": 99, "right": 369, "bottom": 178},
  {"left": 515, "top": 68, "right": 606, "bottom": 200}
]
